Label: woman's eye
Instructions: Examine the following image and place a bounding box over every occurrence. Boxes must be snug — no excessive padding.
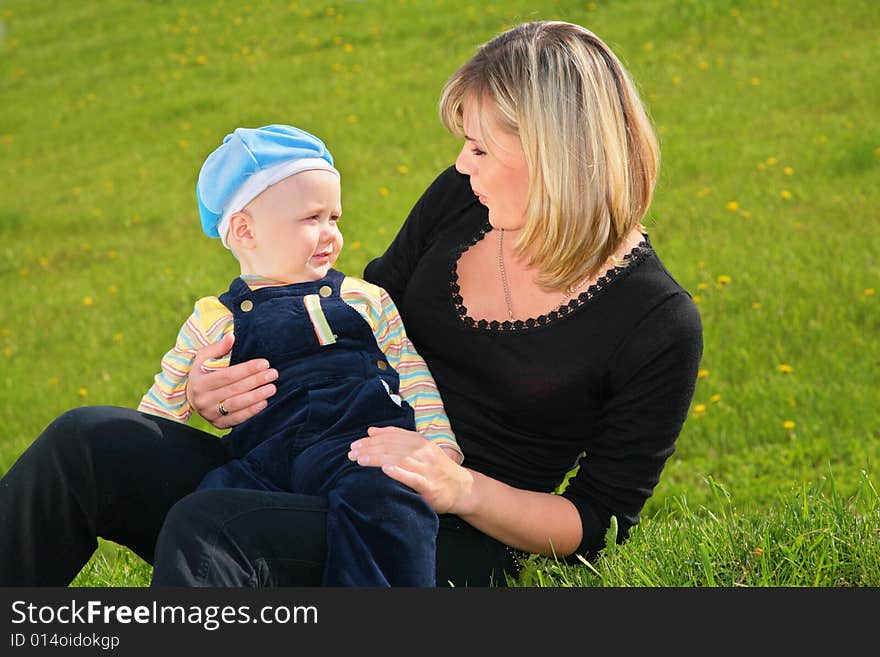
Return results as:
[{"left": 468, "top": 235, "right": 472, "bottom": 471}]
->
[{"left": 472, "top": 148, "right": 486, "bottom": 156}]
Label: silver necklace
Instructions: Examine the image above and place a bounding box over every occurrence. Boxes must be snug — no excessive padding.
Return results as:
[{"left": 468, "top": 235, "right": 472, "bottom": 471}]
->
[
  {"left": 498, "top": 228, "right": 591, "bottom": 320},
  {"left": 498, "top": 228, "right": 515, "bottom": 320}
]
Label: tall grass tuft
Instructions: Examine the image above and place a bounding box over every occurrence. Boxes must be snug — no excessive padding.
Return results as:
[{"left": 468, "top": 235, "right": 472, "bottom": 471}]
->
[{"left": 517, "top": 472, "right": 880, "bottom": 587}]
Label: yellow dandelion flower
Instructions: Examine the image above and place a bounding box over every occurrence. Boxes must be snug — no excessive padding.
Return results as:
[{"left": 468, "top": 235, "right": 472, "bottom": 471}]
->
[
  {"left": 698, "top": 261, "right": 706, "bottom": 269},
  {"left": 195, "top": 55, "right": 207, "bottom": 65},
  {"left": 697, "top": 282, "right": 708, "bottom": 290},
  {"left": 343, "top": 44, "right": 353, "bottom": 53},
  {"left": 83, "top": 297, "right": 94, "bottom": 306},
  {"left": 694, "top": 404, "right": 706, "bottom": 413},
  {"left": 38, "top": 257, "right": 49, "bottom": 267},
  {"left": 179, "top": 139, "right": 190, "bottom": 149},
  {"left": 397, "top": 165, "right": 409, "bottom": 174},
  {"left": 379, "top": 187, "right": 390, "bottom": 197},
  {"left": 726, "top": 201, "right": 739, "bottom": 211},
  {"left": 766, "top": 157, "right": 778, "bottom": 166},
  {"left": 642, "top": 42, "right": 654, "bottom": 52},
  {"left": 755, "top": 547, "right": 764, "bottom": 555},
  {"left": 113, "top": 333, "right": 124, "bottom": 343},
  {"left": 756, "top": 162, "right": 766, "bottom": 171},
  {"left": 710, "top": 394, "right": 721, "bottom": 403},
  {"left": 875, "top": 147, "right": 880, "bottom": 157},
  {"left": 3, "top": 347, "right": 12, "bottom": 357},
  {"left": 783, "top": 420, "right": 795, "bottom": 430},
  {"left": 783, "top": 166, "right": 793, "bottom": 175},
  {"left": 692, "top": 295, "right": 701, "bottom": 304},
  {"left": 0, "top": 328, "right": 9, "bottom": 337},
  {"left": 864, "top": 288, "right": 875, "bottom": 296},
  {"left": 717, "top": 274, "right": 731, "bottom": 285},
  {"left": 777, "top": 364, "right": 793, "bottom": 373},
  {"left": 350, "top": 241, "right": 362, "bottom": 250},
  {"left": 0, "top": 134, "right": 14, "bottom": 144},
  {"left": 671, "top": 76, "right": 681, "bottom": 86},
  {"left": 78, "top": 388, "right": 88, "bottom": 397},
  {"left": 750, "top": 77, "right": 761, "bottom": 86},
  {"left": 780, "top": 190, "right": 792, "bottom": 200},
  {"left": 698, "top": 369, "right": 709, "bottom": 379},
  {"left": 48, "top": 377, "right": 59, "bottom": 385},
  {"left": 698, "top": 61, "right": 709, "bottom": 71},
  {"left": 347, "top": 114, "right": 358, "bottom": 124},
  {"left": 752, "top": 302, "right": 762, "bottom": 309},
  {"left": 587, "top": 2, "right": 598, "bottom": 10},
  {"left": 107, "top": 285, "right": 118, "bottom": 294}
]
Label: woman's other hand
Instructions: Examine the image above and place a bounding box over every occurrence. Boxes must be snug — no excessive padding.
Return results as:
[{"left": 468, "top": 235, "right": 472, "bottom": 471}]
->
[
  {"left": 348, "top": 427, "right": 474, "bottom": 515},
  {"left": 186, "top": 333, "right": 278, "bottom": 429}
]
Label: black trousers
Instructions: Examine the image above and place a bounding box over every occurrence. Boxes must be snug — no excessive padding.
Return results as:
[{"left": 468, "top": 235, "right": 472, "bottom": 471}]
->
[{"left": 0, "top": 407, "right": 522, "bottom": 587}]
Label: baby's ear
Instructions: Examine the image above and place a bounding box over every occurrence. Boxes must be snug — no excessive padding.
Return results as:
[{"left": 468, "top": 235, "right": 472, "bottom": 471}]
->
[{"left": 228, "top": 212, "right": 256, "bottom": 248}]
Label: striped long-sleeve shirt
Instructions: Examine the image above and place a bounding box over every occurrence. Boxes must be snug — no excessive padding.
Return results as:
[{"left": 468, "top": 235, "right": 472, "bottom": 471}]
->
[{"left": 138, "top": 274, "right": 460, "bottom": 457}]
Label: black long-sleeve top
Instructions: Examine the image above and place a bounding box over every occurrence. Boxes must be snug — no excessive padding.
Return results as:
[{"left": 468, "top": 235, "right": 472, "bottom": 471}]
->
[{"left": 364, "top": 166, "right": 703, "bottom": 558}]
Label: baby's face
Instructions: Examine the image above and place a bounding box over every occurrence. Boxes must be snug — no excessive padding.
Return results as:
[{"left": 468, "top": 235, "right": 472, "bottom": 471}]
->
[{"left": 244, "top": 169, "right": 343, "bottom": 283}]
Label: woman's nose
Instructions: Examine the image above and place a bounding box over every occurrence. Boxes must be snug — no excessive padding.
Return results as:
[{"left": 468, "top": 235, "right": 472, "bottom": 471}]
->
[{"left": 455, "top": 144, "right": 472, "bottom": 175}]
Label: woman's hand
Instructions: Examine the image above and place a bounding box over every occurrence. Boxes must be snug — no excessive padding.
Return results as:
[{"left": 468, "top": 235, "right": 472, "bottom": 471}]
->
[
  {"left": 186, "top": 333, "right": 278, "bottom": 429},
  {"left": 348, "top": 426, "right": 474, "bottom": 515}
]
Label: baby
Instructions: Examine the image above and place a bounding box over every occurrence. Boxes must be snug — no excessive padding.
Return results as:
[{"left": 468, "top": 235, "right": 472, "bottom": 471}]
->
[{"left": 139, "top": 124, "right": 461, "bottom": 586}]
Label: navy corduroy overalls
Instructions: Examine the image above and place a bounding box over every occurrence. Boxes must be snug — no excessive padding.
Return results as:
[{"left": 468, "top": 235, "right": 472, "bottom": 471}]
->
[{"left": 197, "top": 269, "right": 438, "bottom": 586}]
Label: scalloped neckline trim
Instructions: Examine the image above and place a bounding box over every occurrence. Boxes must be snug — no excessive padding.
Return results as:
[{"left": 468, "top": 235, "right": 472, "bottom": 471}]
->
[{"left": 449, "top": 220, "right": 651, "bottom": 332}]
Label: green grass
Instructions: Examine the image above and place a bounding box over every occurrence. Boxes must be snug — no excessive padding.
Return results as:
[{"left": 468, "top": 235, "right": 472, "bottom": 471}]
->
[{"left": 1, "top": 0, "right": 878, "bottom": 587}]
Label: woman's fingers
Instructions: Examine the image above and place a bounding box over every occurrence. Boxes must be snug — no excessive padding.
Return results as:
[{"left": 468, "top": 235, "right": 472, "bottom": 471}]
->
[
  {"left": 381, "top": 464, "right": 428, "bottom": 492},
  {"left": 186, "top": 333, "right": 278, "bottom": 428}
]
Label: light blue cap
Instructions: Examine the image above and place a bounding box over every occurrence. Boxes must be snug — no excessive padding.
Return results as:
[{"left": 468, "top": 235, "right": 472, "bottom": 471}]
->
[{"left": 196, "top": 124, "right": 336, "bottom": 241}]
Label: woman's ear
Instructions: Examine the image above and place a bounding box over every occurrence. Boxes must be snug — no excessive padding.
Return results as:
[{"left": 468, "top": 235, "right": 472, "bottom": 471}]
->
[{"left": 227, "top": 211, "right": 256, "bottom": 249}]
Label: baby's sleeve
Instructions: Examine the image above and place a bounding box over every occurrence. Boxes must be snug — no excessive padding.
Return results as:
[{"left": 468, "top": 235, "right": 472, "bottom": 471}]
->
[
  {"left": 341, "top": 278, "right": 463, "bottom": 462},
  {"left": 137, "top": 296, "right": 233, "bottom": 423}
]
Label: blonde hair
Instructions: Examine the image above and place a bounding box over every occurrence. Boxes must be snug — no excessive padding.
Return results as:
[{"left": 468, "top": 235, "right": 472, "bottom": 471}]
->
[{"left": 439, "top": 21, "right": 659, "bottom": 290}]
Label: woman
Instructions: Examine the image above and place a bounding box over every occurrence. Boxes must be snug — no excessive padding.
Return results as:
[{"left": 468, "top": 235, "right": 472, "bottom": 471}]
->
[{"left": 0, "top": 21, "right": 701, "bottom": 587}]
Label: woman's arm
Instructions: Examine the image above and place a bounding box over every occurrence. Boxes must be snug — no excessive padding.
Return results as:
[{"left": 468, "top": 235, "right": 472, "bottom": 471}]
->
[{"left": 348, "top": 427, "right": 582, "bottom": 556}]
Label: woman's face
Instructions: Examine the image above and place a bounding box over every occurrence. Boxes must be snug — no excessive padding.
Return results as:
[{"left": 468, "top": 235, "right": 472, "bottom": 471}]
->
[{"left": 454, "top": 96, "right": 531, "bottom": 231}]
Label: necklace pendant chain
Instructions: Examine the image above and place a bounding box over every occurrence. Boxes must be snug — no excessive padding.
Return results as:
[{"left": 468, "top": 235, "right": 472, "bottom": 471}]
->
[{"left": 498, "top": 228, "right": 515, "bottom": 320}]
